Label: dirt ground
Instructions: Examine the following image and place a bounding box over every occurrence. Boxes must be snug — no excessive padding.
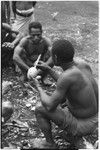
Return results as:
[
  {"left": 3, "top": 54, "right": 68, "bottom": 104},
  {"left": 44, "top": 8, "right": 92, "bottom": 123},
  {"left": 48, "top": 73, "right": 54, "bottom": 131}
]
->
[{"left": 2, "top": 1, "right": 99, "bottom": 149}]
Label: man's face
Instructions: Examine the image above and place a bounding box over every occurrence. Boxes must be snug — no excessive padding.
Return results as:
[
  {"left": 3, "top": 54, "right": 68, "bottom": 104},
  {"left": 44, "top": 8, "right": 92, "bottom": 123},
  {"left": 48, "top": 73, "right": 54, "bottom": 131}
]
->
[{"left": 29, "top": 28, "right": 42, "bottom": 44}]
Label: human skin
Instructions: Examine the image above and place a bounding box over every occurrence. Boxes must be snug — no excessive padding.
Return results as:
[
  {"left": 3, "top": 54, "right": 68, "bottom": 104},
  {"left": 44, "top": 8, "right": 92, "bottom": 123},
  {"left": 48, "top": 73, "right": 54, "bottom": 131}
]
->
[
  {"left": 33, "top": 58, "right": 98, "bottom": 145},
  {"left": 35, "top": 59, "right": 98, "bottom": 117},
  {"left": 13, "top": 27, "right": 53, "bottom": 77}
]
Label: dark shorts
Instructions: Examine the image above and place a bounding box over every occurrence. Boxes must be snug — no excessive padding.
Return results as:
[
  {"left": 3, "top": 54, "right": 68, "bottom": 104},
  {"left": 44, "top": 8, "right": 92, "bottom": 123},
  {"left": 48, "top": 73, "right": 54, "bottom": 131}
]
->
[{"left": 61, "top": 107, "right": 98, "bottom": 136}]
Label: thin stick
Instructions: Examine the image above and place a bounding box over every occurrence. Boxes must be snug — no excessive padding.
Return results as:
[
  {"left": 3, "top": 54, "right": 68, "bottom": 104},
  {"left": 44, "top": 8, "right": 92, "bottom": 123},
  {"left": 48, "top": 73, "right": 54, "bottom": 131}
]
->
[{"left": 34, "top": 54, "right": 41, "bottom": 67}]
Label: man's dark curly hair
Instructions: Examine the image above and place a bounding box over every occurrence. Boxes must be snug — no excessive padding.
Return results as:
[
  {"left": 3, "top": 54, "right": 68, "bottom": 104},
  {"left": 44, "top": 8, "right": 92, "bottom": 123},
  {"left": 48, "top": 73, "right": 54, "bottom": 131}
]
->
[
  {"left": 29, "top": 22, "right": 42, "bottom": 32},
  {"left": 52, "top": 39, "right": 75, "bottom": 63}
]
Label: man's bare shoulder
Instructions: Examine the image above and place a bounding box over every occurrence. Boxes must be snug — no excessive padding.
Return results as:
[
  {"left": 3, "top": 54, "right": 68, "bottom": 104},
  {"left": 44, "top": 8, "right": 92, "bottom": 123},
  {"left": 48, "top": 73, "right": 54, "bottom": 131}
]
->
[
  {"left": 57, "top": 69, "right": 76, "bottom": 88},
  {"left": 74, "top": 57, "right": 92, "bottom": 73},
  {"left": 14, "top": 36, "right": 29, "bottom": 53},
  {"left": 20, "top": 35, "right": 30, "bottom": 43},
  {"left": 42, "top": 36, "right": 51, "bottom": 45},
  {"left": 17, "top": 35, "right": 30, "bottom": 47}
]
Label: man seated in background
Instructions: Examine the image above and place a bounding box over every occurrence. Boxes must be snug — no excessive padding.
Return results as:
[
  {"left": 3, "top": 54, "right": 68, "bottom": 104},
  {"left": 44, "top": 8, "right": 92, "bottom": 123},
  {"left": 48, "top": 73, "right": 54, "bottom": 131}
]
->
[
  {"left": 13, "top": 21, "right": 54, "bottom": 83},
  {"left": 1, "top": 1, "right": 37, "bottom": 68},
  {"left": 1, "top": 23, "right": 19, "bottom": 68},
  {"left": 32, "top": 39, "right": 98, "bottom": 149}
]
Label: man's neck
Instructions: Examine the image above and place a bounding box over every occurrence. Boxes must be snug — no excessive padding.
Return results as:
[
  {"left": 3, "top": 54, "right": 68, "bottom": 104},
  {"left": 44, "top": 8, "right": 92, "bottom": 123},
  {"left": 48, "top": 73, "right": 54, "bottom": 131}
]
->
[{"left": 61, "top": 61, "right": 75, "bottom": 71}]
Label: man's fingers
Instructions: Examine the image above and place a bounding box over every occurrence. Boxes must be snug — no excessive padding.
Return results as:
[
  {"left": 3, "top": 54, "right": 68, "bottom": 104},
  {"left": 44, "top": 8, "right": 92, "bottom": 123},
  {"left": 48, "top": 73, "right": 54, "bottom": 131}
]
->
[
  {"left": 2, "top": 43, "right": 7, "bottom": 47},
  {"left": 2, "top": 42, "right": 13, "bottom": 48},
  {"left": 36, "top": 64, "right": 42, "bottom": 68},
  {"left": 38, "top": 60, "right": 44, "bottom": 64}
]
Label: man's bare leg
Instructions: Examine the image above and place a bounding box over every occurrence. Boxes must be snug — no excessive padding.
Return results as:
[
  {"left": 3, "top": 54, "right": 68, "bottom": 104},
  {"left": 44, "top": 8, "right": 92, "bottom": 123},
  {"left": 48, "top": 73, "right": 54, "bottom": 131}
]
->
[{"left": 35, "top": 103, "right": 67, "bottom": 147}]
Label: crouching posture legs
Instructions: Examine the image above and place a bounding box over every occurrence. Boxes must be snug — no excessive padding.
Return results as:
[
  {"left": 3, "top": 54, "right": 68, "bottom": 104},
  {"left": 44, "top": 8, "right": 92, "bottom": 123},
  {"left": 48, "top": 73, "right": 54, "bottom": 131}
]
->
[{"left": 35, "top": 102, "right": 73, "bottom": 148}]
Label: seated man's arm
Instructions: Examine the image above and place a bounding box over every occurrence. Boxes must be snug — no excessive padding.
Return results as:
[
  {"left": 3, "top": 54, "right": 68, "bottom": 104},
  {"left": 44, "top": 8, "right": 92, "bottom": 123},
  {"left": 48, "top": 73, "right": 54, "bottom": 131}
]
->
[
  {"left": 2, "top": 23, "right": 19, "bottom": 34},
  {"left": 39, "top": 37, "right": 60, "bottom": 81},
  {"left": 37, "top": 72, "right": 70, "bottom": 111},
  {"left": 2, "top": 33, "right": 23, "bottom": 49},
  {"left": 37, "top": 61, "right": 61, "bottom": 81},
  {"left": 48, "top": 66, "right": 61, "bottom": 81},
  {"left": 43, "top": 37, "right": 54, "bottom": 67},
  {"left": 2, "top": 23, "right": 12, "bottom": 32},
  {"left": 11, "top": 32, "right": 25, "bottom": 47},
  {"left": 13, "top": 38, "right": 30, "bottom": 71}
]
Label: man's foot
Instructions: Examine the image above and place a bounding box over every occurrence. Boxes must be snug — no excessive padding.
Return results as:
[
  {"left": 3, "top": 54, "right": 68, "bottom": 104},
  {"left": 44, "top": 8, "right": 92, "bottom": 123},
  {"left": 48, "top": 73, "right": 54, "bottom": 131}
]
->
[{"left": 32, "top": 138, "right": 58, "bottom": 149}]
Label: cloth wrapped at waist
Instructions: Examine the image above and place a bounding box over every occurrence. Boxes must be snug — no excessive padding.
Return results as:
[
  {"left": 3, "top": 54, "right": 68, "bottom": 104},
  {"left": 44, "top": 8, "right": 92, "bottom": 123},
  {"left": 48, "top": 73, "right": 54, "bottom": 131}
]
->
[{"left": 16, "top": 7, "right": 34, "bottom": 17}]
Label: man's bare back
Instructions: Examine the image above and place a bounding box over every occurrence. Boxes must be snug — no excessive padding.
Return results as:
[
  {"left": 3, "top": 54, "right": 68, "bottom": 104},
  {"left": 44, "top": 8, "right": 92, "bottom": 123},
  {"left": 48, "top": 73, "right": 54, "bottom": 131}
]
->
[{"left": 64, "top": 63, "right": 97, "bottom": 119}]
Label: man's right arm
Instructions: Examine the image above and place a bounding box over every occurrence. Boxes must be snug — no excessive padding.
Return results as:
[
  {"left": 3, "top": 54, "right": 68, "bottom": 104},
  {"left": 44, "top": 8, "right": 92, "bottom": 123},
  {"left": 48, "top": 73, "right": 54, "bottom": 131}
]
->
[
  {"left": 48, "top": 67, "right": 61, "bottom": 82},
  {"left": 37, "top": 61, "right": 61, "bottom": 82},
  {"left": 13, "top": 38, "right": 30, "bottom": 71}
]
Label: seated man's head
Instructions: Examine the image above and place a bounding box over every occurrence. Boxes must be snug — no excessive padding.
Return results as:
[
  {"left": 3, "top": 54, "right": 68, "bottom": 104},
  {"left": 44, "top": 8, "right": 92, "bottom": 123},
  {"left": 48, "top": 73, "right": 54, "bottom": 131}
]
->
[
  {"left": 52, "top": 39, "right": 75, "bottom": 66},
  {"left": 29, "top": 22, "right": 42, "bottom": 44}
]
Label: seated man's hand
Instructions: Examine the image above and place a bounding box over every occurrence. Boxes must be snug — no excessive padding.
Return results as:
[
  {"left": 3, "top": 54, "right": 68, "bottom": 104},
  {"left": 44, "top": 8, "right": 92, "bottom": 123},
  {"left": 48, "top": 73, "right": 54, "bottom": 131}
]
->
[
  {"left": 27, "top": 67, "right": 39, "bottom": 79},
  {"left": 2, "top": 42, "right": 14, "bottom": 49},
  {"left": 37, "top": 61, "right": 50, "bottom": 71}
]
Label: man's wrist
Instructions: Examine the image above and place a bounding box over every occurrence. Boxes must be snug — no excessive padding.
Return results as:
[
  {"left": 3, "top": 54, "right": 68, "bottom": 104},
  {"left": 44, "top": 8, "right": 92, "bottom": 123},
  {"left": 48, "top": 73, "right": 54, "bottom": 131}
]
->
[{"left": 48, "top": 66, "right": 53, "bottom": 73}]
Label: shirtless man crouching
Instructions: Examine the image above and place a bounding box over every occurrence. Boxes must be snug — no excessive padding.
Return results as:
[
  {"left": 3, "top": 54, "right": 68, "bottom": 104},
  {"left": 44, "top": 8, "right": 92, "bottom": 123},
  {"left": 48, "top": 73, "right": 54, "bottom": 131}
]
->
[
  {"left": 32, "top": 39, "right": 98, "bottom": 149},
  {"left": 13, "top": 21, "right": 53, "bottom": 83}
]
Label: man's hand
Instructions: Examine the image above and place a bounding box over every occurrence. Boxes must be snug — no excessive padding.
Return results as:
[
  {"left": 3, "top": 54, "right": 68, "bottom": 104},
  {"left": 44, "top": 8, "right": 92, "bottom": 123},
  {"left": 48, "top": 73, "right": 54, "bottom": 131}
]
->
[
  {"left": 2, "top": 42, "right": 15, "bottom": 49},
  {"left": 37, "top": 61, "right": 50, "bottom": 71}
]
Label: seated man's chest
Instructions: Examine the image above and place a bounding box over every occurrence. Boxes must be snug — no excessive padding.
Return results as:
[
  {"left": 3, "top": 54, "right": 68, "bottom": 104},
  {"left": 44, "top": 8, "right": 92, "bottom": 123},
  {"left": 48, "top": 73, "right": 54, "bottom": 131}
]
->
[{"left": 25, "top": 40, "right": 47, "bottom": 56}]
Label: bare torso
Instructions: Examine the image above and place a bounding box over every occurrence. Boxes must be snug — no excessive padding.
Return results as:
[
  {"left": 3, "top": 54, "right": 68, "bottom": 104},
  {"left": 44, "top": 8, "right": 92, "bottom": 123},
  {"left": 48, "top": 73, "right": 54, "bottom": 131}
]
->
[
  {"left": 16, "top": 2, "right": 34, "bottom": 10},
  {"left": 21, "top": 36, "right": 48, "bottom": 62},
  {"left": 62, "top": 60, "right": 98, "bottom": 119},
  {"left": 68, "top": 68, "right": 97, "bottom": 118}
]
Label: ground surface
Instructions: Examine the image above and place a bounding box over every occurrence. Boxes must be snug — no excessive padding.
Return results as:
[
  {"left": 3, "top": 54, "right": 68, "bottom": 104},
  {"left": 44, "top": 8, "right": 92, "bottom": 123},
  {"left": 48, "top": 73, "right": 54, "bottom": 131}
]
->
[{"left": 2, "top": 1, "right": 99, "bottom": 149}]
